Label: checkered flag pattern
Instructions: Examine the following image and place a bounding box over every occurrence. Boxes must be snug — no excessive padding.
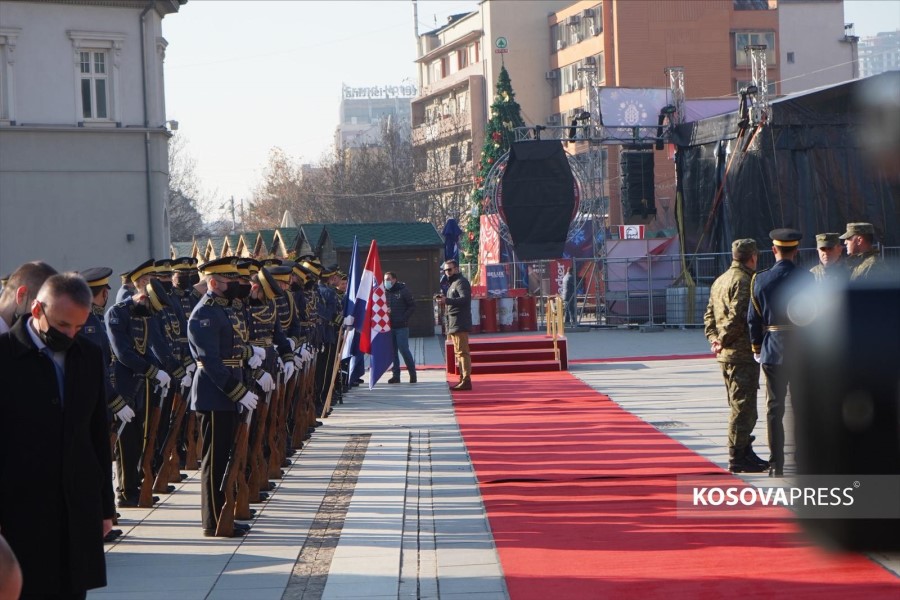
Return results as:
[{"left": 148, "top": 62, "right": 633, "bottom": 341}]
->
[{"left": 370, "top": 287, "right": 391, "bottom": 334}]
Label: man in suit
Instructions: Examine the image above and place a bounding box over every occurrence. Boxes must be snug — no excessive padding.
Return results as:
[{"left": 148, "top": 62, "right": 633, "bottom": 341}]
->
[
  {"left": 0, "top": 273, "right": 115, "bottom": 598},
  {"left": 0, "top": 261, "right": 57, "bottom": 334},
  {"left": 748, "top": 228, "right": 813, "bottom": 477}
]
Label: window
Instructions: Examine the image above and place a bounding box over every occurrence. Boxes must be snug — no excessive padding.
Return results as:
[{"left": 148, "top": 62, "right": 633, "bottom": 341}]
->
[
  {"left": 469, "top": 41, "right": 479, "bottom": 65},
  {"left": 0, "top": 28, "right": 20, "bottom": 124},
  {"left": 68, "top": 30, "right": 124, "bottom": 124},
  {"left": 457, "top": 48, "right": 468, "bottom": 70},
  {"left": 430, "top": 60, "right": 442, "bottom": 84},
  {"left": 449, "top": 145, "right": 461, "bottom": 166},
  {"left": 465, "top": 141, "right": 472, "bottom": 162},
  {"left": 734, "top": 31, "right": 776, "bottom": 66},
  {"left": 440, "top": 56, "right": 450, "bottom": 78},
  {"left": 787, "top": 51, "right": 795, "bottom": 64}
]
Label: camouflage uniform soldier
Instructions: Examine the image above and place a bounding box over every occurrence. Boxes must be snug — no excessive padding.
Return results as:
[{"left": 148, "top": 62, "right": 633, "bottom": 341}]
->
[
  {"left": 840, "top": 222, "right": 889, "bottom": 281},
  {"left": 704, "top": 239, "right": 768, "bottom": 473},
  {"left": 809, "top": 233, "right": 849, "bottom": 283}
]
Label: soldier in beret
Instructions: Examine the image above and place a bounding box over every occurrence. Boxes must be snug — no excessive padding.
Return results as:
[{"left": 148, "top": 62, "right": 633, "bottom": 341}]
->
[
  {"left": 840, "top": 222, "right": 889, "bottom": 281},
  {"left": 809, "top": 233, "right": 849, "bottom": 283},
  {"left": 748, "top": 228, "right": 814, "bottom": 477},
  {"left": 704, "top": 239, "right": 768, "bottom": 473}
]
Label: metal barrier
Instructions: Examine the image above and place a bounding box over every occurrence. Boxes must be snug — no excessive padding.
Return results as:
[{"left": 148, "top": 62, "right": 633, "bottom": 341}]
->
[{"left": 460, "top": 246, "right": 898, "bottom": 329}]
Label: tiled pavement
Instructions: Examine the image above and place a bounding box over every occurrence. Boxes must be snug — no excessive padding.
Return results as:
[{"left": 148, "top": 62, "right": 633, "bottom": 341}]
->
[{"left": 91, "top": 329, "right": 898, "bottom": 599}]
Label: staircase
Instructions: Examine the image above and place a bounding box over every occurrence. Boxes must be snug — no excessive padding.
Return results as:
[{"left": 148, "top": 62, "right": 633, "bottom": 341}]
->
[{"left": 445, "top": 334, "right": 568, "bottom": 375}]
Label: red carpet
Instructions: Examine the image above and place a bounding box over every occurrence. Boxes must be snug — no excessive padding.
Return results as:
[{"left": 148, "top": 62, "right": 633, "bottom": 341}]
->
[{"left": 451, "top": 371, "right": 900, "bottom": 599}]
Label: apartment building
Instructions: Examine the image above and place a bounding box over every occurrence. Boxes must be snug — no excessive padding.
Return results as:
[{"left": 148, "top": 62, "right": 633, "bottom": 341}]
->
[
  {"left": 778, "top": 0, "right": 857, "bottom": 93},
  {"left": 549, "top": 0, "right": 782, "bottom": 227},
  {"left": 410, "top": 1, "right": 560, "bottom": 222},
  {"left": 858, "top": 30, "right": 900, "bottom": 78}
]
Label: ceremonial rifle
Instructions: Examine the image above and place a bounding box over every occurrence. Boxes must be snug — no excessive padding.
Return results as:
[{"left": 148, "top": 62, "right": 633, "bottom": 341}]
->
[
  {"left": 184, "top": 410, "right": 199, "bottom": 469},
  {"left": 110, "top": 418, "right": 127, "bottom": 457},
  {"left": 153, "top": 384, "right": 188, "bottom": 493},
  {"left": 247, "top": 386, "right": 271, "bottom": 501},
  {"left": 138, "top": 382, "right": 166, "bottom": 508},
  {"left": 215, "top": 407, "right": 253, "bottom": 538},
  {"left": 321, "top": 326, "right": 346, "bottom": 418},
  {"left": 266, "top": 369, "right": 286, "bottom": 480}
]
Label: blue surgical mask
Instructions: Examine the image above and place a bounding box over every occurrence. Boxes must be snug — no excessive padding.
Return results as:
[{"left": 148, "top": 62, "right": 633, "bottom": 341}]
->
[{"left": 384, "top": 280, "right": 393, "bottom": 290}]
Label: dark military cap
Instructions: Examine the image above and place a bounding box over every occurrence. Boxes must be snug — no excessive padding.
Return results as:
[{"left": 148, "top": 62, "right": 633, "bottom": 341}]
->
[
  {"left": 320, "top": 263, "right": 339, "bottom": 278},
  {"left": 241, "top": 258, "right": 262, "bottom": 275},
  {"left": 839, "top": 222, "right": 874, "bottom": 240},
  {"left": 299, "top": 259, "right": 323, "bottom": 278},
  {"left": 171, "top": 257, "right": 196, "bottom": 271},
  {"left": 235, "top": 260, "right": 254, "bottom": 277},
  {"left": 127, "top": 259, "right": 156, "bottom": 283},
  {"left": 769, "top": 228, "right": 802, "bottom": 248},
  {"left": 154, "top": 259, "right": 173, "bottom": 274},
  {"left": 815, "top": 233, "right": 841, "bottom": 248},
  {"left": 145, "top": 278, "right": 171, "bottom": 312},
  {"left": 256, "top": 267, "right": 282, "bottom": 300},
  {"left": 198, "top": 257, "right": 241, "bottom": 277},
  {"left": 262, "top": 258, "right": 283, "bottom": 267},
  {"left": 731, "top": 238, "right": 757, "bottom": 255},
  {"left": 268, "top": 265, "right": 293, "bottom": 284},
  {"left": 80, "top": 267, "right": 113, "bottom": 289}
]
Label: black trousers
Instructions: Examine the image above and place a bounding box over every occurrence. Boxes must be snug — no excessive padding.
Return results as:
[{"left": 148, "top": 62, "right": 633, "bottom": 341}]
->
[
  {"left": 762, "top": 363, "right": 792, "bottom": 469},
  {"left": 115, "top": 398, "right": 147, "bottom": 499},
  {"left": 197, "top": 410, "right": 236, "bottom": 531},
  {"left": 316, "top": 342, "right": 337, "bottom": 412}
]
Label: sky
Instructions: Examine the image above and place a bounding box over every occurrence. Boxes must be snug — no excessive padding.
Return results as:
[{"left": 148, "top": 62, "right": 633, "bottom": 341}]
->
[{"left": 162, "top": 0, "right": 899, "bottom": 220}]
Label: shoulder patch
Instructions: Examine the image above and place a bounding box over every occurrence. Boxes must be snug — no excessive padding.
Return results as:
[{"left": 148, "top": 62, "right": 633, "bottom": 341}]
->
[
  {"left": 108, "top": 316, "right": 119, "bottom": 324},
  {"left": 83, "top": 326, "right": 96, "bottom": 334},
  {"left": 199, "top": 319, "right": 210, "bottom": 328}
]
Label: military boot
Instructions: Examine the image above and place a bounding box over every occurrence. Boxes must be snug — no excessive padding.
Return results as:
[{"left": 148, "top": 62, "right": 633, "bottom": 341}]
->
[
  {"left": 728, "top": 446, "right": 768, "bottom": 473},
  {"left": 746, "top": 436, "right": 770, "bottom": 469}
]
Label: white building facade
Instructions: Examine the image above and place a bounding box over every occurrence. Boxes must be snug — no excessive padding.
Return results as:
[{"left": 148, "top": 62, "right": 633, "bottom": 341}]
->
[
  {"left": 778, "top": 0, "right": 857, "bottom": 94},
  {"left": 0, "top": 0, "right": 183, "bottom": 278}
]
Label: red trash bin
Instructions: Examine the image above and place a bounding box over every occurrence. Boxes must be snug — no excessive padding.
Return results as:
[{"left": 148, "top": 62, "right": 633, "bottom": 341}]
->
[
  {"left": 518, "top": 295, "right": 538, "bottom": 331},
  {"left": 479, "top": 297, "right": 498, "bottom": 333}
]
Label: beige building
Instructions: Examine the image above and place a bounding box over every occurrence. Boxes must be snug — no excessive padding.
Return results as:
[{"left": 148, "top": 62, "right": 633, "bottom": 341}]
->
[
  {"left": 411, "top": 1, "right": 560, "bottom": 225},
  {"left": 778, "top": 0, "right": 857, "bottom": 93}
]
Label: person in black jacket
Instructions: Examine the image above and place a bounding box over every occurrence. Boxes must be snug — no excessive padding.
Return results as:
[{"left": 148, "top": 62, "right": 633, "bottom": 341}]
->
[
  {"left": 0, "top": 272, "right": 115, "bottom": 598},
  {"left": 436, "top": 260, "right": 472, "bottom": 391},
  {"left": 384, "top": 271, "right": 417, "bottom": 384}
]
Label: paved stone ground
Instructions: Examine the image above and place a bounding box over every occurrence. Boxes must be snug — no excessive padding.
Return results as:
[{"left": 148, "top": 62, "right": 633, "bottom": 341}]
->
[{"left": 90, "top": 329, "right": 898, "bottom": 599}]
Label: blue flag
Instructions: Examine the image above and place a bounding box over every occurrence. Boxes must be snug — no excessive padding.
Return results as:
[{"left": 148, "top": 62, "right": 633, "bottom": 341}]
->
[{"left": 341, "top": 236, "right": 362, "bottom": 360}]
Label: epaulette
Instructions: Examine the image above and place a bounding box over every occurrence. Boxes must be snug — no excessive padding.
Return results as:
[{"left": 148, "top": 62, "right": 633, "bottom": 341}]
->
[{"left": 749, "top": 271, "right": 764, "bottom": 316}]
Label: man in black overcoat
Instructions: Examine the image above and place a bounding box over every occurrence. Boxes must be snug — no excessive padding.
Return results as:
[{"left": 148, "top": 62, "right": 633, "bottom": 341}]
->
[{"left": 0, "top": 272, "right": 114, "bottom": 599}]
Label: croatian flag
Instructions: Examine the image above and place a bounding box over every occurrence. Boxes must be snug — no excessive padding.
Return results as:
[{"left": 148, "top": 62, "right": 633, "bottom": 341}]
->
[
  {"left": 341, "top": 236, "right": 362, "bottom": 360},
  {"left": 358, "top": 240, "right": 392, "bottom": 389}
]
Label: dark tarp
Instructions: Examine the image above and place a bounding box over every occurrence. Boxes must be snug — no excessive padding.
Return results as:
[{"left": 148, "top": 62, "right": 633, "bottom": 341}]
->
[{"left": 673, "top": 73, "right": 899, "bottom": 258}]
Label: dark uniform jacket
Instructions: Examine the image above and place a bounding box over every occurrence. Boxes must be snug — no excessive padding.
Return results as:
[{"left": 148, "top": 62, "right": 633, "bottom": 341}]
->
[
  {"left": 105, "top": 297, "right": 170, "bottom": 411},
  {"left": 246, "top": 297, "right": 293, "bottom": 375},
  {"left": 317, "top": 283, "right": 339, "bottom": 344},
  {"left": 188, "top": 292, "right": 252, "bottom": 412},
  {"left": 385, "top": 281, "right": 416, "bottom": 329},
  {"left": 748, "top": 260, "right": 813, "bottom": 365},
  {"left": 445, "top": 273, "right": 472, "bottom": 333},
  {"left": 79, "top": 305, "right": 128, "bottom": 416},
  {"left": 0, "top": 318, "right": 114, "bottom": 595},
  {"left": 276, "top": 291, "right": 303, "bottom": 348}
]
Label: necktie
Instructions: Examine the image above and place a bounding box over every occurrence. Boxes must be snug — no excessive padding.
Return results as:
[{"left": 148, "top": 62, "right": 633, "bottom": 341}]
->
[{"left": 42, "top": 347, "right": 65, "bottom": 407}]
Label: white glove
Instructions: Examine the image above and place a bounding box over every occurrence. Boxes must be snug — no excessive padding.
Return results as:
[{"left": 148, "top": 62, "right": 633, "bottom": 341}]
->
[
  {"left": 283, "top": 360, "right": 296, "bottom": 382},
  {"left": 301, "top": 345, "right": 313, "bottom": 363},
  {"left": 154, "top": 370, "right": 171, "bottom": 388},
  {"left": 115, "top": 405, "right": 135, "bottom": 424},
  {"left": 252, "top": 345, "right": 266, "bottom": 360},
  {"left": 343, "top": 315, "right": 354, "bottom": 327},
  {"left": 247, "top": 354, "right": 263, "bottom": 369},
  {"left": 185, "top": 362, "right": 197, "bottom": 377},
  {"left": 180, "top": 374, "right": 192, "bottom": 389},
  {"left": 287, "top": 339, "right": 296, "bottom": 352},
  {"left": 238, "top": 391, "right": 258, "bottom": 411},
  {"left": 293, "top": 355, "right": 302, "bottom": 369},
  {"left": 256, "top": 371, "right": 274, "bottom": 393},
  {"left": 753, "top": 353, "right": 762, "bottom": 364}
]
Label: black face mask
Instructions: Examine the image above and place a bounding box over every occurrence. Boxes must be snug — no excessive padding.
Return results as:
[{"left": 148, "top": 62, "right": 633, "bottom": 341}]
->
[
  {"left": 38, "top": 308, "right": 76, "bottom": 352},
  {"left": 160, "top": 280, "right": 174, "bottom": 293},
  {"left": 290, "top": 282, "right": 302, "bottom": 292},
  {"left": 222, "top": 281, "right": 242, "bottom": 300},
  {"left": 175, "top": 277, "right": 193, "bottom": 291},
  {"left": 132, "top": 299, "right": 152, "bottom": 317},
  {"left": 238, "top": 283, "right": 252, "bottom": 299},
  {"left": 189, "top": 273, "right": 200, "bottom": 286}
]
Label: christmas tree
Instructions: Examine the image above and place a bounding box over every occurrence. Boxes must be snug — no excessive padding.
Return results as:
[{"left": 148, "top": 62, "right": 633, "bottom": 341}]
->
[{"left": 461, "top": 66, "right": 525, "bottom": 263}]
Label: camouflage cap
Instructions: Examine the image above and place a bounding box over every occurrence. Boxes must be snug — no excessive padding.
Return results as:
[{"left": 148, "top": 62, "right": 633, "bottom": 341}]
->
[
  {"left": 839, "top": 222, "right": 874, "bottom": 239},
  {"left": 815, "top": 233, "right": 841, "bottom": 248},
  {"left": 731, "top": 238, "right": 757, "bottom": 255}
]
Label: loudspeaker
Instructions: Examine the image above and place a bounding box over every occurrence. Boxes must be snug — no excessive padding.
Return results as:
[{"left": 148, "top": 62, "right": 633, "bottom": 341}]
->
[
  {"left": 620, "top": 151, "right": 655, "bottom": 217},
  {"left": 499, "top": 141, "right": 578, "bottom": 260}
]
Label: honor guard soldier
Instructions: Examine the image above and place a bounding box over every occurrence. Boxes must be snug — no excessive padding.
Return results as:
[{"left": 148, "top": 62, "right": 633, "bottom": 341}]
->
[
  {"left": 314, "top": 262, "right": 341, "bottom": 415},
  {"left": 116, "top": 270, "right": 136, "bottom": 303},
  {"left": 840, "top": 222, "right": 890, "bottom": 281},
  {"left": 78, "top": 267, "right": 128, "bottom": 542},
  {"left": 188, "top": 258, "right": 265, "bottom": 537},
  {"left": 106, "top": 265, "right": 175, "bottom": 506},
  {"left": 172, "top": 257, "right": 202, "bottom": 316},
  {"left": 748, "top": 229, "right": 813, "bottom": 477},
  {"left": 810, "top": 233, "right": 849, "bottom": 283}
]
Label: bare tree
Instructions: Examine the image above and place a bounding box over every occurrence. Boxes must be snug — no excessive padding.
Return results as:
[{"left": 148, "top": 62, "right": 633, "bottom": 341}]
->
[
  {"left": 167, "top": 133, "right": 207, "bottom": 241},
  {"left": 412, "top": 112, "right": 474, "bottom": 230}
]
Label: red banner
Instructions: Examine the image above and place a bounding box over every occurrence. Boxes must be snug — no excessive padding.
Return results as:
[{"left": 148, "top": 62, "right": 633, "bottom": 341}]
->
[{"left": 478, "top": 214, "right": 501, "bottom": 268}]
